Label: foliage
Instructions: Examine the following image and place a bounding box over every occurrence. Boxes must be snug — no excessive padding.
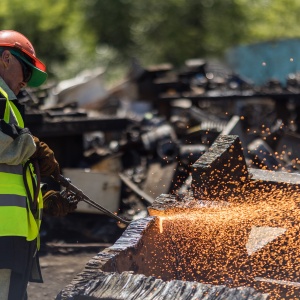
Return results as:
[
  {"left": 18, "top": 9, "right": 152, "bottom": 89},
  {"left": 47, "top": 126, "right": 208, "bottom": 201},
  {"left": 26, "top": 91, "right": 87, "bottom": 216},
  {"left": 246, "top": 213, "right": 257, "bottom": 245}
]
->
[
  {"left": 129, "top": 0, "right": 248, "bottom": 66},
  {"left": 0, "top": 0, "right": 73, "bottom": 74},
  {"left": 242, "top": 0, "right": 300, "bottom": 43},
  {"left": 1, "top": 0, "right": 300, "bottom": 82}
]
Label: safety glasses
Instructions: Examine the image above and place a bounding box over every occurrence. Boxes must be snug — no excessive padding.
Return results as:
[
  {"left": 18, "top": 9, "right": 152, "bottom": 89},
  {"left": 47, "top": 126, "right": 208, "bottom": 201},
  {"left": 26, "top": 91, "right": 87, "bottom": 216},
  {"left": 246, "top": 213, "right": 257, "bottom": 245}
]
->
[{"left": 13, "top": 54, "right": 32, "bottom": 83}]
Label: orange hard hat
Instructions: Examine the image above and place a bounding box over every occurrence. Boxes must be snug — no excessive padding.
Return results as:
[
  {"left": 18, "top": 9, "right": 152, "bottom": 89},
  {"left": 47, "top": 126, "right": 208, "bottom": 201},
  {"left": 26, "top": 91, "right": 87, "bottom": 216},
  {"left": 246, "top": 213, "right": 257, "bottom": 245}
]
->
[{"left": 0, "top": 30, "right": 47, "bottom": 87}]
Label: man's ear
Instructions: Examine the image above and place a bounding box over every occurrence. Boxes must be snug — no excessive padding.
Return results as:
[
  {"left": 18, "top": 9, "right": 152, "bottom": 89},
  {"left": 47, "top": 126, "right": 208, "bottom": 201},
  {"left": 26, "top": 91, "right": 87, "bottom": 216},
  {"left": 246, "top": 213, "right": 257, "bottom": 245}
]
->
[{"left": 1, "top": 50, "right": 11, "bottom": 68}]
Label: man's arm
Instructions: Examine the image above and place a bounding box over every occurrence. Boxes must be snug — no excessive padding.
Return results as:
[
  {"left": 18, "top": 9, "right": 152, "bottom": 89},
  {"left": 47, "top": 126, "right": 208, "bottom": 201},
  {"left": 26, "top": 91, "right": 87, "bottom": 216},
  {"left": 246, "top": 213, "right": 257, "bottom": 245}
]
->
[{"left": 0, "top": 120, "right": 36, "bottom": 165}]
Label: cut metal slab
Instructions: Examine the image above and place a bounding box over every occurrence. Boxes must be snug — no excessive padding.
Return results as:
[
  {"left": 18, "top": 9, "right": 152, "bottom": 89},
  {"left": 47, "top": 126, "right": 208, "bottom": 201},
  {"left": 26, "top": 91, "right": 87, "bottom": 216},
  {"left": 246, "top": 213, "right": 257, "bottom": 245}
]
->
[
  {"left": 57, "top": 217, "right": 268, "bottom": 300},
  {"left": 68, "top": 271, "right": 268, "bottom": 300}
]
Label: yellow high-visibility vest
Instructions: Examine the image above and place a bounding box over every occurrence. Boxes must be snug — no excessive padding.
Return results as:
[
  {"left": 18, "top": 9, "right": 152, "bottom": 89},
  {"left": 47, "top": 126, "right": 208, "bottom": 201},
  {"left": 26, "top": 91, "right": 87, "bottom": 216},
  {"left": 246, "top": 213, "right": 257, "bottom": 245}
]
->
[{"left": 0, "top": 87, "right": 43, "bottom": 243}]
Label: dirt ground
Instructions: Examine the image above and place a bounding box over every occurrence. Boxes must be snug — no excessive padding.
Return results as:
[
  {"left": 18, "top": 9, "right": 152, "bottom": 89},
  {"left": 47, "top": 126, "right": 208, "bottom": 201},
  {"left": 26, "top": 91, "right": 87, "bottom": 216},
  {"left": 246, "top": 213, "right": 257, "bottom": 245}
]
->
[
  {"left": 27, "top": 250, "right": 100, "bottom": 300},
  {"left": 25, "top": 213, "right": 126, "bottom": 299}
]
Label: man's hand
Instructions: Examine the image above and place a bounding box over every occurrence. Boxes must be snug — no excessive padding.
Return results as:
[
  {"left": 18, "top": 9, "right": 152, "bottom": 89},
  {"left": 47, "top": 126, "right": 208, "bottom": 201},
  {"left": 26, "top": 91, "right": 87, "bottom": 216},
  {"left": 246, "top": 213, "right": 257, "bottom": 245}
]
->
[
  {"left": 31, "top": 136, "right": 60, "bottom": 178},
  {"left": 43, "top": 190, "right": 77, "bottom": 217}
]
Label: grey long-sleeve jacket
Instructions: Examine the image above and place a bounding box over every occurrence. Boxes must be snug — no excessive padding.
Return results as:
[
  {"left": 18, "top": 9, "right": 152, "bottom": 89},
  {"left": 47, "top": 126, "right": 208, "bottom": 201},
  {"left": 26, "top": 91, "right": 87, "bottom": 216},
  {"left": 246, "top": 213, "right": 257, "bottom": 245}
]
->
[{"left": 0, "top": 78, "right": 43, "bottom": 284}]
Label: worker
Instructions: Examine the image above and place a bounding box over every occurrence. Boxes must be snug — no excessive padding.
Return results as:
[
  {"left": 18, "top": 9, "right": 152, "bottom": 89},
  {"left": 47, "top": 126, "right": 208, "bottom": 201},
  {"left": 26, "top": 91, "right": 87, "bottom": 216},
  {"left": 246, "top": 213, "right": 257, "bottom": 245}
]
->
[{"left": 0, "top": 30, "right": 76, "bottom": 300}]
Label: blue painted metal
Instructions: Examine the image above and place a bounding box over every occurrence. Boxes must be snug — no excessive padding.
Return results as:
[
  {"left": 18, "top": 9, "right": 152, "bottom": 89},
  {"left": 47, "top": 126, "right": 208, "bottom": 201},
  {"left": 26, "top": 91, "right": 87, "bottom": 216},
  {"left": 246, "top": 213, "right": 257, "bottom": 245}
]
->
[{"left": 225, "top": 38, "right": 300, "bottom": 86}]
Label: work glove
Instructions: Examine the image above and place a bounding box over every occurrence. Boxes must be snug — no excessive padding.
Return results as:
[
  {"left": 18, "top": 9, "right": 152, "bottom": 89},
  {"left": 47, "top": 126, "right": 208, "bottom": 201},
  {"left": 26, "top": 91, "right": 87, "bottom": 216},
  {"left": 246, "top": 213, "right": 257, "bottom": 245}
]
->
[
  {"left": 31, "top": 136, "right": 60, "bottom": 178},
  {"left": 43, "top": 190, "right": 77, "bottom": 217}
]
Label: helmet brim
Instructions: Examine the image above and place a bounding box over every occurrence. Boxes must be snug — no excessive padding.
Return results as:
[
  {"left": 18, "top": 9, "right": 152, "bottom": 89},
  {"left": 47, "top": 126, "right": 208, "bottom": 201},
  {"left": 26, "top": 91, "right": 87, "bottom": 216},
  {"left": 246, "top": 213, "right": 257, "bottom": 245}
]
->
[{"left": 10, "top": 49, "right": 48, "bottom": 87}]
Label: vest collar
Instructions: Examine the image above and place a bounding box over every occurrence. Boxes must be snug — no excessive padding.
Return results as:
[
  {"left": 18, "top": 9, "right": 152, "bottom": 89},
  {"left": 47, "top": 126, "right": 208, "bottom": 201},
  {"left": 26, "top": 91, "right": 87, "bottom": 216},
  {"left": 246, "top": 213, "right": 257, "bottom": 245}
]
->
[{"left": 0, "top": 77, "right": 17, "bottom": 100}]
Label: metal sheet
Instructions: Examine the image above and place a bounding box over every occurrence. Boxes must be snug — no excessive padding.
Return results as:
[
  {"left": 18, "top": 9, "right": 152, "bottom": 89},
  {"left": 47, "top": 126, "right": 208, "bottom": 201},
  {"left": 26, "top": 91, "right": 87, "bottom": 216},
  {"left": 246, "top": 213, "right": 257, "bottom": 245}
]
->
[{"left": 62, "top": 168, "right": 121, "bottom": 214}]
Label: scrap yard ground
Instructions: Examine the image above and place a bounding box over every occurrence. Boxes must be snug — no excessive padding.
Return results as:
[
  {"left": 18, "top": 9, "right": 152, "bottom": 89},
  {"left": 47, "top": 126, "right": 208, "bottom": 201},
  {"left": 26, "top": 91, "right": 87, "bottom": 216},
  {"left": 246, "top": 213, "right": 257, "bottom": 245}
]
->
[{"left": 27, "top": 251, "right": 99, "bottom": 300}]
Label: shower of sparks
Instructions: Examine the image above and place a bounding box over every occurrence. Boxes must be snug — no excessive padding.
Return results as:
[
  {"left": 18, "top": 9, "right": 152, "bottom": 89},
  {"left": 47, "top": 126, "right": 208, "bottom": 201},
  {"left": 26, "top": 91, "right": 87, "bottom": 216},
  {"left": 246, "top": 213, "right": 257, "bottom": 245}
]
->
[
  {"left": 146, "top": 185, "right": 300, "bottom": 300},
  {"left": 131, "top": 128, "right": 300, "bottom": 299}
]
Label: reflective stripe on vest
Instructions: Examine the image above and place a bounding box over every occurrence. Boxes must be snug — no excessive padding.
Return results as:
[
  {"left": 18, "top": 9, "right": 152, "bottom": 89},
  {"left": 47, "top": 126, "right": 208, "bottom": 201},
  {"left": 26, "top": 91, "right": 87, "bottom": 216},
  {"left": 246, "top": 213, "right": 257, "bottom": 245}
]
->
[
  {"left": 0, "top": 88, "right": 24, "bottom": 127},
  {"left": 0, "top": 163, "right": 23, "bottom": 174},
  {"left": 0, "top": 87, "right": 42, "bottom": 243},
  {"left": 0, "top": 194, "right": 26, "bottom": 207}
]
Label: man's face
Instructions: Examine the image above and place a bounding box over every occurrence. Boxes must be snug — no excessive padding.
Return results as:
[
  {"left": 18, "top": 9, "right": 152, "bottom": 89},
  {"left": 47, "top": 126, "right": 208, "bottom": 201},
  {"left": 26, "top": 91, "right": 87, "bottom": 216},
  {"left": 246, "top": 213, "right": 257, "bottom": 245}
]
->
[{"left": 1, "top": 50, "right": 27, "bottom": 95}]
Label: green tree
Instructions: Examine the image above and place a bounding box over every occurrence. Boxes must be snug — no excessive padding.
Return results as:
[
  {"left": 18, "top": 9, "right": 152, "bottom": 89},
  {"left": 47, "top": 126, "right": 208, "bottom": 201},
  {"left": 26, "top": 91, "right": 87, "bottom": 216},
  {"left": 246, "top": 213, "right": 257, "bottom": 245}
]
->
[
  {"left": 137, "top": 0, "right": 247, "bottom": 66},
  {"left": 0, "top": 0, "right": 70, "bottom": 75},
  {"left": 2, "top": 0, "right": 300, "bottom": 82},
  {"left": 0, "top": 0, "right": 99, "bottom": 81},
  {"left": 81, "top": 0, "right": 134, "bottom": 55},
  {"left": 81, "top": 0, "right": 248, "bottom": 67},
  {"left": 242, "top": 0, "right": 300, "bottom": 43}
]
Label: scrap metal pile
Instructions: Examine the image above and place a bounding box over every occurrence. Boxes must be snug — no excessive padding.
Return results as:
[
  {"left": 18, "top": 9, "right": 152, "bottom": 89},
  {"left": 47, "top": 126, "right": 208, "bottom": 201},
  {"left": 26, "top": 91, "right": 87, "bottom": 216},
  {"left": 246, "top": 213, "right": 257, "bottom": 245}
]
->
[
  {"left": 56, "top": 136, "right": 300, "bottom": 300},
  {"left": 19, "top": 59, "right": 300, "bottom": 247},
  {"left": 20, "top": 59, "right": 300, "bottom": 299}
]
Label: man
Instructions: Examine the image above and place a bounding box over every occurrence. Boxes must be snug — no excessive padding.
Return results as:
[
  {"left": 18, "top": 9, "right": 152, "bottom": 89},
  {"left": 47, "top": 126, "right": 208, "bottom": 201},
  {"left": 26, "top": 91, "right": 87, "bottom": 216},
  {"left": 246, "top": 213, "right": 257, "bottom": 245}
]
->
[{"left": 0, "top": 30, "right": 76, "bottom": 300}]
